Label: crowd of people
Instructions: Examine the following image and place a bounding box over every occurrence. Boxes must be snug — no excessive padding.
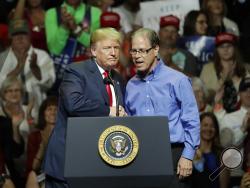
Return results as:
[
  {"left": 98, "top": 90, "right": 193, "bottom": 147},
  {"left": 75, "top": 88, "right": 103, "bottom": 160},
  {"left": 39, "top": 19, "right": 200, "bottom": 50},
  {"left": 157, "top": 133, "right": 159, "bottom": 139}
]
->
[{"left": 0, "top": 0, "right": 250, "bottom": 188}]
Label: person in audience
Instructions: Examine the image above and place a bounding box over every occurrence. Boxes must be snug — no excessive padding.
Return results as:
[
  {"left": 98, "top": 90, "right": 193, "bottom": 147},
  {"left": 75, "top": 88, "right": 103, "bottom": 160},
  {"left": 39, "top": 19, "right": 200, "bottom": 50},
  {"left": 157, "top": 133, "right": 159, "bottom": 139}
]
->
[
  {"left": 112, "top": 0, "right": 141, "bottom": 34},
  {"left": 214, "top": 77, "right": 250, "bottom": 148},
  {"left": 0, "top": 77, "right": 31, "bottom": 187},
  {"left": 201, "top": 0, "right": 239, "bottom": 36},
  {"left": 191, "top": 112, "right": 229, "bottom": 188},
  {"left": 158, "top": 15, "right": 199, "bottom": 77},
  {"left": 0, "top": 76, "right": 35, "bottom": 142},
  {"left": 0, "top": 19, "right": 55, "bottom": 111},
  {"left": 192, "top": 77, "right": 212, "bottom": 114},
  {"left": 11, "top": 0, "right": 47, "bottom": 51},
  {"left": 45, "top": 0, "right": 101, "bottom": 89},
  {"left": 200, "top": 32, "right": 249, "bottom": 111},
  {"left": 183, "top": 10, "right": 208, "bottom": 36},
  {"left": 25, "top": 96, "right": 58, "bottom": 188}
]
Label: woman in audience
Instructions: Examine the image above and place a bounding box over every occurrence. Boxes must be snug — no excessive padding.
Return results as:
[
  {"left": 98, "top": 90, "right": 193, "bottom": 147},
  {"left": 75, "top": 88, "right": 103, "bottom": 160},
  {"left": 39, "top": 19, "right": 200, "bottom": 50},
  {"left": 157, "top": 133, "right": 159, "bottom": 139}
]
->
[
  {"left": 201, "top": 0, "right": 239, "bottom": 36},
  {"left": 200, "top": 32, "right": 248, "bottom": 111},
  {"left": 25, "top": 96, "right": 58, "bottom": 188},
  {"left": 0, "top": 77, "right": 33, "bottom": 187},
  {"left": 12, "top": 0, "right": 47, "bottom": 51},
  {"left": 183, "top": 10, "right": 208, "bottom": 36},
  {"left": 0, "top": 76, "right": 32, "bottom": 143},
  {"left": 191, "top": 112, "right": 229, "bottom": 188}
]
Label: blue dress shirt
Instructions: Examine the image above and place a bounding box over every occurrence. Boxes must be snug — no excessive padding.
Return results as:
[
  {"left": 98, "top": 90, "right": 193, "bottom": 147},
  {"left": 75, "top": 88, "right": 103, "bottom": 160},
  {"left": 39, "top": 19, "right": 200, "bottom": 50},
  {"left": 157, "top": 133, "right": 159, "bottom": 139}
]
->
[{"left": 125, "top": 60, "right": 200, "bottom": 160}]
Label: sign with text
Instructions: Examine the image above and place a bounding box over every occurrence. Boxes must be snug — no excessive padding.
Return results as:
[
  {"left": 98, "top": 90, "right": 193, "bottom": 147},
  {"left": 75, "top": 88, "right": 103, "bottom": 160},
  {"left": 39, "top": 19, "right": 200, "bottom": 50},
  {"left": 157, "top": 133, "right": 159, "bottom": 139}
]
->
[
  {"left": 177, "top": 36, "right": 215, "bottom": 68},
  {"left": 140, "top": 0, "right": 200, "bottom": 33}
]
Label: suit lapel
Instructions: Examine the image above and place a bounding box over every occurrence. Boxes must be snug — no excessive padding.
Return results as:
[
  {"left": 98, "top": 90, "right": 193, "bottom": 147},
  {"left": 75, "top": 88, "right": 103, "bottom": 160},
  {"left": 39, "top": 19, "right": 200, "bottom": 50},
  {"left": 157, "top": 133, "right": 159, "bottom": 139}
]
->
[{"left": 88, "top": 60, "right": 109, "bottom": 105}]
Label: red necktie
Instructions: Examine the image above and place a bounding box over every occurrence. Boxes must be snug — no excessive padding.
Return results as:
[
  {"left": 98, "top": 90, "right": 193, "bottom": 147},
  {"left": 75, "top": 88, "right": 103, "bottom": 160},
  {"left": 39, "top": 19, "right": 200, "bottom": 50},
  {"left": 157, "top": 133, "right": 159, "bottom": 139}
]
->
[{"left": 103, "top": 71, "right": 113, "bottom": 106}]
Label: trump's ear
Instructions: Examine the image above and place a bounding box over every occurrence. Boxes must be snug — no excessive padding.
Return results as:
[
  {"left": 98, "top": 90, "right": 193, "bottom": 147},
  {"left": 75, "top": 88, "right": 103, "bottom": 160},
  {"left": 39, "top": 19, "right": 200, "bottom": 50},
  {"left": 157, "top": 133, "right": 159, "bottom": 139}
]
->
[{"left": 90, "top": 45, "right": 97, "bottom": 58}]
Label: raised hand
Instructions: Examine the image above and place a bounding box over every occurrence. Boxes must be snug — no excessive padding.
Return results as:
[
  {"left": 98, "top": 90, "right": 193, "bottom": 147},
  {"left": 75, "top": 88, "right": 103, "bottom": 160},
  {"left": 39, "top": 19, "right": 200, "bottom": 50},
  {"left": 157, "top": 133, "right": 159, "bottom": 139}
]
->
[{"left": 30, "top": 51, "right": 41, "bottom": 80}]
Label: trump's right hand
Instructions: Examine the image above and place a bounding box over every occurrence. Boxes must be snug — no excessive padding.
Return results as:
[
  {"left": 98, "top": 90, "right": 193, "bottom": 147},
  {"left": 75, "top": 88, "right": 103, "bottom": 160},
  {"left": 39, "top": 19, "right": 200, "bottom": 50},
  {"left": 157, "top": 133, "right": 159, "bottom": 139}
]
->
[{"left": 109, "top": 106, "right": 127, "bottom": 117}]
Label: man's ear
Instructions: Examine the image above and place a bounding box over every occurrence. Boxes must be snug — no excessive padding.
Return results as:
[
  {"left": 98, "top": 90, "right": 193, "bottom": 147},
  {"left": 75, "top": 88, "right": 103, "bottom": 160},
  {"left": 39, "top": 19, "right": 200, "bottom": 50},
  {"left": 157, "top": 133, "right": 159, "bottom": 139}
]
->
[
  {"left": 154, "top": 45, "right": 160, "bottom": 57},
  {"left": 90, "top": 45, "right": 97, "bottom": 58}
]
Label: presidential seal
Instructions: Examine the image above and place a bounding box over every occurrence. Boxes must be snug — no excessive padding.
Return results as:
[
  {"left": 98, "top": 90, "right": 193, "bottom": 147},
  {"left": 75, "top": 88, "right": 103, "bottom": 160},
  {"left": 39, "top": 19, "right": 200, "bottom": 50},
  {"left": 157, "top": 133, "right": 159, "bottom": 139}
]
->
[{"left": 98, "top": 125, "right": 139, "bottom": 167}]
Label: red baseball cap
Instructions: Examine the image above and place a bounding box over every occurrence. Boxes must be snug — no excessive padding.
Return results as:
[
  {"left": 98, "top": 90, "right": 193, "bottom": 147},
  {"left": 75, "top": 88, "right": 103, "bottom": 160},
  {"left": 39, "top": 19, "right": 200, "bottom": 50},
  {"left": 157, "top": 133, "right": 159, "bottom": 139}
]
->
[
  {"left": 160, "top": 15, "right": 180, "bottom": 30},
  {"left": 100, "top": 12, "right": 121, "bottom": 30},
  {"left": 215, "top": 32, "right": 238, "bottom": 46}
]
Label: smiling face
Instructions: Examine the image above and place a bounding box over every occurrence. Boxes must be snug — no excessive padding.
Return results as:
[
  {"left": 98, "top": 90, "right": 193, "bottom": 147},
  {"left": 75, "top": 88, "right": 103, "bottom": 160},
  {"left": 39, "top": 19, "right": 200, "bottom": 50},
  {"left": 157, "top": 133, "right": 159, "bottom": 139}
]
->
[
  {"left": 201, "top": 116, "right": 217, "bottom": 141},
  {"left": 4, "top": 82, "right": 22, "bottom": 104},
  {"left": 44, "top": 105, "right": 57, "bottom": 126},
  {"left": 195, "top": 14, "right": 208, "bottom": 35},
  {"left": 91, "top": 39, "right": 120, "bottom": 70},
  {"left": 130, "top": 34, "right": 159, "bottom": 75}
]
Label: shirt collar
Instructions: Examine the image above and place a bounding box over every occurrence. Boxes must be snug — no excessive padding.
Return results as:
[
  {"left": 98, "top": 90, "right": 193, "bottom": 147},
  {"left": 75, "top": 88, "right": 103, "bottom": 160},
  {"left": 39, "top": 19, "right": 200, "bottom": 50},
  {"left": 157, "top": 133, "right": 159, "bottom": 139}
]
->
[
  {"left": 95, "top": 61, "right": 105, "bottom": 76},
  {"left": 136, "top": 59, "right": 164, "bottom": 81}
]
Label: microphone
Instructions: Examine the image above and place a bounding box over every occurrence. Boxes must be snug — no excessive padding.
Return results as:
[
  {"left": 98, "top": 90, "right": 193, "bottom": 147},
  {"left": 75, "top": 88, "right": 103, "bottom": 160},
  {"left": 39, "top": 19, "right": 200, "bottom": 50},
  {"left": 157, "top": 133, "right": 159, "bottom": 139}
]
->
[{"left": 103, "top": 72, "right": 120, "bottom": 117}]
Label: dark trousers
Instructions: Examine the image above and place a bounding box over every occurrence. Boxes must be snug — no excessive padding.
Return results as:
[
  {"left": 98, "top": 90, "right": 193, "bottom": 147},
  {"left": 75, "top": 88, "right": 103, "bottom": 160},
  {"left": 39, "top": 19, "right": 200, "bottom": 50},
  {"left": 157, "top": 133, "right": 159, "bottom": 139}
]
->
[
  {"left": 168, "top": 143, "right": 191, "bottom": 188},
  {"left": 45, "top": 175, "right": 70, "bottom": 188}
]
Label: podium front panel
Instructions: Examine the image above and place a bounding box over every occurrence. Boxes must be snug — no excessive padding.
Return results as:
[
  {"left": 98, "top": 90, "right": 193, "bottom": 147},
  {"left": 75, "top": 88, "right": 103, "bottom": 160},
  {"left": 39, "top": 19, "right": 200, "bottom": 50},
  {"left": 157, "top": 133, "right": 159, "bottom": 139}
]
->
[{"left": 64, "top": 116, "right": 174, "bottom": 188}]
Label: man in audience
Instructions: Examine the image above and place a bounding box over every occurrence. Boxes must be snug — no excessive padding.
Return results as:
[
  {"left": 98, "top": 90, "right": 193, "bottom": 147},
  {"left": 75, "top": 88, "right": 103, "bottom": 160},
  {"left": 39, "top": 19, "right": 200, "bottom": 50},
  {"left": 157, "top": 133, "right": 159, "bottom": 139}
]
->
[
  {"left": 0, "top": 19, "right": 55, "bottom": 110},
  {"left": 158, "top": 15, "right": 199, "bottom": 77}
]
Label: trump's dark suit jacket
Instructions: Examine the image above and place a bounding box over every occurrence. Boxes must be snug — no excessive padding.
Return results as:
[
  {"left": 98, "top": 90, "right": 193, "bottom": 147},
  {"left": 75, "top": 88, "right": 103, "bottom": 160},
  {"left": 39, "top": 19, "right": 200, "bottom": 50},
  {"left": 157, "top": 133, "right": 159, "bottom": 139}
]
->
[{"left": 44, "top": 59, "right": 125, "bottom": 180}]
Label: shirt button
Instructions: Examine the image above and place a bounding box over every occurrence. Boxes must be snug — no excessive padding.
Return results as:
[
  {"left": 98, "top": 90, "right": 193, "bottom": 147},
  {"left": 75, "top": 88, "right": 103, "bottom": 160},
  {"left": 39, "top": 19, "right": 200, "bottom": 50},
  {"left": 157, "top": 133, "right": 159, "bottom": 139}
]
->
[
  {"left": 147, "top": 81, "right": 149, "bottom": 84},
  {"left": 146, "top": 95, "right": 149, "bottom": 98},
  {"left": 147, "top": 109, "right": 150, "bottom": 112}
]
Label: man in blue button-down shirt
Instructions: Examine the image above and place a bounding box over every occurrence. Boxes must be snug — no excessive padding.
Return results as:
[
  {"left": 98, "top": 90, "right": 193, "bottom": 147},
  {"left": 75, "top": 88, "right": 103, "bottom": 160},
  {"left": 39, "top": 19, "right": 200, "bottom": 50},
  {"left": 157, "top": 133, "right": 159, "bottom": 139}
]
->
[{"left": 125, "top": 28, "right": 200, "bottom": 187}]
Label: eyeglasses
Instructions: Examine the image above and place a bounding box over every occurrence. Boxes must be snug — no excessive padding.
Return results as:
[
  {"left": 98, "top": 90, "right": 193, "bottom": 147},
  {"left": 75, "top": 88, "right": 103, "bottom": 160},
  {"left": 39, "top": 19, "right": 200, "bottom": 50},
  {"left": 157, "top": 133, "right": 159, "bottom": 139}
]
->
[{"left": 129, "top": 47, "right": 154, "bottom": 56}]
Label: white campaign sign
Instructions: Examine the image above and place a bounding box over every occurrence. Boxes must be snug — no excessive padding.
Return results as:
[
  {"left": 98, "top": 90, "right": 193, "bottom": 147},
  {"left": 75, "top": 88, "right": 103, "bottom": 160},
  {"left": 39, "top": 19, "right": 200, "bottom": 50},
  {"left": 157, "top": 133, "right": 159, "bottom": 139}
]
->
[{"left": 140, "top": 0, "right": 200, "bottom": 33}]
